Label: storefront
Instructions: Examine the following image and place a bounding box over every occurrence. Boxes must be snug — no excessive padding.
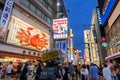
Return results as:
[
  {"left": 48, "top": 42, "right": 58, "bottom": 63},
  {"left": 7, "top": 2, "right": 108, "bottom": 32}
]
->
[
  {"left": 0, "top": 9, "right": 50, "bottom": 62},
  {"left": 103, "top": 1, "right": 120, "bottom": 61},
  {"left": 0, "top": 43, "right": 41, "bottom": 63},
  {"left": 107, "top": 16, "right": 120, "bottom": 55}
]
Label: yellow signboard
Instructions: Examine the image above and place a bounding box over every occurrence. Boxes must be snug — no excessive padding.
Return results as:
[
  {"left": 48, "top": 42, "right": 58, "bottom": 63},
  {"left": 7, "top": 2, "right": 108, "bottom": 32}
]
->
[{"left": 41, "top": 50, "right": 60, "bottom": 61}]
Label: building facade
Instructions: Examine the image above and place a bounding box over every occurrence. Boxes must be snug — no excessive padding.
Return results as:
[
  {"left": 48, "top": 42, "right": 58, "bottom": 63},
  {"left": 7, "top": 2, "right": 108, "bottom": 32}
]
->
[
  {"left": 98, "top": 0, "right": 120, "bottom": 62},
  {"left": 53, "top": 0, "right": 71, "bottom": 62},
  {"left": 0, "top": 0, "right": 57, "bottom": 62}
]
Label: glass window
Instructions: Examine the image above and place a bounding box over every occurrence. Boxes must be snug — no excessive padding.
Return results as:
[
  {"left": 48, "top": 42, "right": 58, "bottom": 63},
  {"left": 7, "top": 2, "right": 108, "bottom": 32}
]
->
[
  {"left": 30, "top": 4, "right": 36, "bottom": 12},
  {"left": 22, "top": 0, "right": 30, "bottom": 8},
  {"left": 38, "top": 0, "right": 43, "bottom": 4},
  {"left": 21, "top": 0, "right": 51, "bottom": 24},
  {"left": 36, "top": 9, "right": 42, "bottom": 17},
  {"left": 44, "top": 16, "right": 47, "bottom": 21},
  {"left": 47, "top": 17, "right": 51, "bottom": 24},
  {"left": 41, "top": 13, "right": 45, "bottom": 19},
  {"left": 37, "top": 0, "right": 53, "bottom": 12},
  {"left": 42, "top": 1, "right": 46, "bottom": 6},
  {"left": 48, "top": 6, "right": 52, "bottom": 12}
]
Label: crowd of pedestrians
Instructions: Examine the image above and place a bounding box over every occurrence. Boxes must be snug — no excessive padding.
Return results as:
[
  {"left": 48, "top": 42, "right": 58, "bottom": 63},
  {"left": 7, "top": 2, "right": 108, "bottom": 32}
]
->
[{"left": 0, "top": 60, "right": 119, "bottom": 80}]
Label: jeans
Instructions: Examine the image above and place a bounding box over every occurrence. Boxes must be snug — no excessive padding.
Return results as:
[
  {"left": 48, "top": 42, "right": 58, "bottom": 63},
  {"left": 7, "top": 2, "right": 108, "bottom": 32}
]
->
[{"left": 111, "top": 76, "right": 118, "bottom": 80}]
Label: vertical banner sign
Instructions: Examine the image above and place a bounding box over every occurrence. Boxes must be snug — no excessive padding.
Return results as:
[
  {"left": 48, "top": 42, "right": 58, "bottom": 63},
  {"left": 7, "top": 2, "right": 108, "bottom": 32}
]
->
[
  {"left": 69, "top": 38, "right": 74, "bottom": 60},
  {"left": 0, "top": 0, "right": 14, "bottom": 41},
  {"left": 53, "top": 18, "right": 68, "bottom": 40},
  {"left": 96, "top": 7, "right": 102, "bottom": 25},
  {"left": 84, "top": 30, "right": 90, "bottom": 43}
]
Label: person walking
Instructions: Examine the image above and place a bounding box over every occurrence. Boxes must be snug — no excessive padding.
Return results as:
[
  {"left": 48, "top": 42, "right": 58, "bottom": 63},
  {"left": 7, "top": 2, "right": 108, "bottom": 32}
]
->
[
  {"left": 99, "top": 64, "right": 104, "bottom": 80},
  {"left": 102, "top": 63, "right": 112, "bottom": 80},
  {"left": 89, "top": 63, "right": 99, "bottom": 80},
  {"left": 6, "top": 62, "right": 14, "bottom": 80},
  {"left": 35, "top": 63, "right": 42, "bottom": 80},
  {"left": 55, "top": 64, "right": 63, "bottom": 80},
  {"left": 68, "top": 62, "right": 74, "bottom": 80},
  {"left": 0, "top": 62, "right": 2, "bottom": 80},
  {"left": 111, "top": 66, "right": 118, "bottom": 80},
  {"left": 62, "top": 63, "right": 69, "bottom": 80},
  {"left": 20, "top": 62, "right": 29, "bottom": 80},
  {"left": 81, "top": 64, "right": 89, "bottom": 80},
  {"left": 32, "top": 64, "right": 37, "bottom": 79}
]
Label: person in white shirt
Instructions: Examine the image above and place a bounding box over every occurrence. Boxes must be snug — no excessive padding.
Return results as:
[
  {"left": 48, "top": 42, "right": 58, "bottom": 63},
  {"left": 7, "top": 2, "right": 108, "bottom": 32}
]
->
[
  {"left": 81, "top": 64, "right": 89, "bottom": 80},
  {"left": 6, "top": 62, "right": 13, "bottom": 80},
  {"left": 102, "top": 63, "right": 112, "bottom": 80}
]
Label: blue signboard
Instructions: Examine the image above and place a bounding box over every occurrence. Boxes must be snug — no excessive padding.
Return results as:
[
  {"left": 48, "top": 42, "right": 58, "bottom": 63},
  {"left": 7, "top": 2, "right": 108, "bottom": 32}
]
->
[
  {"left": 101, "top": 0, "right": 116, "bottom": 26},
  {"left": 0, "top": 0, "right": 14, "bottom": 38}
]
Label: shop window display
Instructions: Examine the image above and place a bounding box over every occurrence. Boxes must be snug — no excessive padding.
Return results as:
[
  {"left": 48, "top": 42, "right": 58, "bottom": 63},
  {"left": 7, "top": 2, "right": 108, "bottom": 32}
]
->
[{"left": 108, "top": 16, "right": 120, "bottom": 55}]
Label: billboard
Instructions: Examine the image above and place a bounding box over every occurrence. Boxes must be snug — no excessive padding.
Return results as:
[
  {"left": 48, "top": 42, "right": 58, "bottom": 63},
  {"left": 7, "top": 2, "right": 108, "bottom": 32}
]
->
[
  {"left": 101, "top": 0, "right": 116, "bottom": 26},
  {"left": 53, "top": 18, "right": 68, "bottom": 40},
  {"left": 0, "top": 0, "right": 14, "bottom": 41},
  {"left": 7, "top": 15, "right": 50, "bottom": 51},
  {"left": 41, "top": 50, "right": 60, "bottom": 61},
  {"left": 84, "top": 30, "right": 90, "bottom": 43}
]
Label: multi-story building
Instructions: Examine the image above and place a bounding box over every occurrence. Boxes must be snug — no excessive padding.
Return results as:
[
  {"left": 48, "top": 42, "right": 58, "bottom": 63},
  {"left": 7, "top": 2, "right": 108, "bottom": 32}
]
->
[
  {"left": 97, "top": 0, "right": 120, "bottom": 62},
  {"left": 0, "top": 0, "right": 57, "bottom": 62},
  {"left": 84, "top": 28, "right": 99, "bottom": 64},
  {"left": 53, "top": 0, "right": 70, "bottom": 62}
]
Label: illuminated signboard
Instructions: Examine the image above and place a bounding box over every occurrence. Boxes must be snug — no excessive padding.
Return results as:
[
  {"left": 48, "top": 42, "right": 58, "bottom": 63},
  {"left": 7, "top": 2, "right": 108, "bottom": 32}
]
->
[
  {"left": 53, "top": 18, "right": 68, "bottom": 39},
  {"left": 96, "top": 7, "right": 102, "bottom": 25},
  {"left": 84, "top": 30, "right": 90, "bottom": 43},
  {"left": 41, "top": 50, "right": 60, "bottom": 61},
  {"left": 7, "top": 15, "right": 50, "bottom": 51},
  {"left": 101, "top": 0, "right": 116, "bottom": 26},
  {"left": 0, "top": 0, "right": 14, "bottom": 41}
]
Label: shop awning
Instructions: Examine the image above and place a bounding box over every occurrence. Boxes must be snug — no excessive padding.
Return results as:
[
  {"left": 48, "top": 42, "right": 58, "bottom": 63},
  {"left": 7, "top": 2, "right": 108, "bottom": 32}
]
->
[
  {"left": 105, "top": 53, "right": 120, "bottom": 60},
  {"left": 0, "top": 52, "right": 41, "bottom": 60}
]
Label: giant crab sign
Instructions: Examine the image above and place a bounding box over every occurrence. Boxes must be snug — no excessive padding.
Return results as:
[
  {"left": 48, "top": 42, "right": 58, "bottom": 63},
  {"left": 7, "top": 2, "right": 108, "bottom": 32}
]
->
[{"left": 17, "top": 27, "right": 48, "bottom": 50}]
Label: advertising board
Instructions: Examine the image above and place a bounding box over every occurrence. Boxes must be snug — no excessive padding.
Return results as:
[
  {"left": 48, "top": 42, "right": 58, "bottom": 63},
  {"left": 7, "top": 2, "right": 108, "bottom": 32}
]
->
[
  {"left": 84, "top": 30, "right": 90, "bottom": 43},
  {"left": 0, "top": 0, "right": 14, "bottom": 41},
  {"left": 7, "top": 15, "right": 50, "bottom": 51},
  {"left": 53, "top": 18, "right": 68, "bottom": 40},
  {"left": 41, "top": 50, "right": 60, "bottom": 61}
]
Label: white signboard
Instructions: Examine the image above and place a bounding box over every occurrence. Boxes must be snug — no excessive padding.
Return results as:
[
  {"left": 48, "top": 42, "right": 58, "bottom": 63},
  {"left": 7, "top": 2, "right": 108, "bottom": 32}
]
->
[
  {"left": 84, "top": 30, "right": 90, "bottom": 43},
  {"left": 53, "top": 18, "right": 68, "bottom": 39},
  {"left": 0, "top": 0, "right": 14, "bottom": 41},
  {"left": 7, "top": 15, "right": 50, "bottom": 51}
]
